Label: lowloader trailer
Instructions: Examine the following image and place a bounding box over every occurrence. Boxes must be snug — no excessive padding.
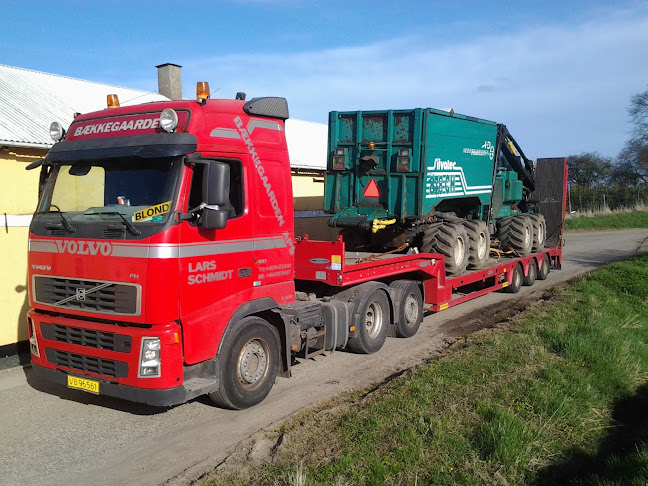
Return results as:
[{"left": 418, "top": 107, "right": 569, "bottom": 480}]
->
[{"left": 26, "top": 83, "right": 566, "bottom": 409}]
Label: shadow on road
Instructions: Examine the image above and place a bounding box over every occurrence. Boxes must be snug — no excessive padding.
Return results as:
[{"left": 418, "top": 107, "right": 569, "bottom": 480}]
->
[
  {"left": 534, "top": 383, "right": 648, "bottom": 485},
  {"left": 23, "top": 366, "right": 174, "bottom": 416}
]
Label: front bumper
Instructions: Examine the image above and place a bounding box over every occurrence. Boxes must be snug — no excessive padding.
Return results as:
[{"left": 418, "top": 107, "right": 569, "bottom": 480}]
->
[{"left": 31, "top": 363, "right": 205, "bottom": 407}]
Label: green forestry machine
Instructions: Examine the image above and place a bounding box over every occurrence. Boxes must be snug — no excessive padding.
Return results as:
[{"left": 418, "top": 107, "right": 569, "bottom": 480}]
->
[{"left": 324, "top": 108, "right": 546, "bottom": 275}]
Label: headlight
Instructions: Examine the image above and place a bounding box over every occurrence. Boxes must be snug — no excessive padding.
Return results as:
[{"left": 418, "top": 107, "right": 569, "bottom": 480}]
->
[
  {"left": 159, "top": 109, "right": 178, "bottom": 132},
  {"left": 49, "top": 121, "right": 66, "bottom": 142},
  {"left": 138, "top": 337, "right": 161, "bottom": 378}
]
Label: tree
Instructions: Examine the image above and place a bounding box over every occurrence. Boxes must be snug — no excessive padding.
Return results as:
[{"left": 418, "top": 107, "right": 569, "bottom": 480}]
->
[
  {"left": 567, "top": 152, "right": 612, "bottom": 188},
  {"left": 618, "top": 86, "right": 648, "bottom": 186}
]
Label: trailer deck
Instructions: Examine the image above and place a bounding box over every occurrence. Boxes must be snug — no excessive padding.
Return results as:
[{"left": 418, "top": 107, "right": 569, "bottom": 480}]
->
[{"left": 295, "top": 235, "right": 562, "bottom": 312}]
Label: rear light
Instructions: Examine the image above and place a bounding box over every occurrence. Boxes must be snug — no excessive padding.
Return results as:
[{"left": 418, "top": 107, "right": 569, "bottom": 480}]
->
[
  {"left": 332, "top": 147, "right": 347, "bottom": 170},
  {"left": 138, "top": 337, "right": 161, "bottom": 378},
  {"left": 28, "top": 317, "right": 40, "bottom": 357},
  {"left": 397, "top": 148, "right": 411, "bottom": 172}
]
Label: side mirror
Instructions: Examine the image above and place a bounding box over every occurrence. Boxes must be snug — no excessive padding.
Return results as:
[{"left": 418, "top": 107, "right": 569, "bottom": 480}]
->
[
  {"left": 201, "top": 208, "right": 228, "bottom": 230},
  {"left": 203, "top": 161, "right": 230, "bottom": 206},
  {"left": 200, "top": 161, "right": 231, "bottom": 230}
]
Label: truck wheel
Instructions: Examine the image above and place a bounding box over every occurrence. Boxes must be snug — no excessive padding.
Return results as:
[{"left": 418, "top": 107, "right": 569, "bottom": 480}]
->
[
  {"left": 537, "top": 254, "right": 551, "bottom": 280},
  {"left": 497, "top": 215, "right": 533, "bottom": 256},
  {"left": 346, "top": 288, "right": 390, "bottom": 354},
  {"left": 523, "top": 260, "right": 537, "bottom": 286},
  {"left": 433, "top": 223, "right": 469, "bottom": 275},
  {"left": 464, "top": 220, "right": 490, "bottom": 270},
  {"left": 527, "top": 214, "right": 546, "bottom": 252},
  {"left": 504, "top": 263, "right": 523, "bottom": 293},
  {"left": 208, "top": 317, "right": 279, "bottom": 410},
  {"left": 390, "top": 280, "right": 423, "bottom": 338}
]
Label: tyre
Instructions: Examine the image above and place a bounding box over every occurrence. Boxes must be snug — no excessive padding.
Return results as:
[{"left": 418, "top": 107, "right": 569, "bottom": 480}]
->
[
  {"left": 526, "top": 214, "right": 546, "bottom": 252},
  {"left": 537, "top": 254, "right": 551, "bottom": 280},
  {"left": 209, "top": 316, "right": 279, "bottom": 410},
  {"left": 504, "top": 263, "right": 523, "bottom": 293},
  {"left": 346, "top": 288, "right": 390, "bottom": 354},
  {"left": 420, "top": 226, "right": 438, "bottom": 253},
  {"left": 463, "top": 220, "right": 490, "bottom": 270},
  {"left": 523, "top": 260, "right": 537, "bottom": 286},
  {"left": 340, "top": 228, "right": 369, "bottom": 252},
  {"left": 390, "top": 280, "right": 423, "bottom": 338},
  {"left": 432, "top": 222, "right": 469, "bottom": 275},
  {"left": 497, "top": 215, "right": 533, "bottom": 256}
]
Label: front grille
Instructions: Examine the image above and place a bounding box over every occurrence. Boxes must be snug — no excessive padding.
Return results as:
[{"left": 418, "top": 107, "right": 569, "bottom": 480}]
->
[
  {"left": 33, "top": 276, "right": 140, "bottom": 316},
  {"left": 40, "top": 323, "right": 132, "bottom": 353},
  {"left": 45, "top": 348, "right": 128, "bottom": 378},
  {"left": 102, "top": 228, "right": 125, "bottom": 239}
]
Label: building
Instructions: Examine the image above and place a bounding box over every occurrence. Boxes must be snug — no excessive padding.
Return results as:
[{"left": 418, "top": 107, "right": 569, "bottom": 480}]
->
[{"left": 0, "top": 63, "right": 332, "bottom": 354}]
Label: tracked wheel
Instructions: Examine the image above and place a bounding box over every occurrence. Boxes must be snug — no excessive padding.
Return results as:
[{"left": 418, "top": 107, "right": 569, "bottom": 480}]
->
[
  {"left": 464, "top": 220, "right": 490, "bottom": 270},
  {"left": 497, "top": 215, "right": 533, "bottom": 256}
]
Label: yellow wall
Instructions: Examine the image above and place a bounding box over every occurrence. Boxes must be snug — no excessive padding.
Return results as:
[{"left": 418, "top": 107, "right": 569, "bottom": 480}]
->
[{"left": 0, "top": 148, "right": 45, "bottom": 348}]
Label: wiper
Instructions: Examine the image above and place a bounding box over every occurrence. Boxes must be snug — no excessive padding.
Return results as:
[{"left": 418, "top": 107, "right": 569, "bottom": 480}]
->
[
  {"left": 34, "top": 209, "right": 76, "bottom": 233},
  {"left": 84, "top": 211, "right": 141, "bottom": 235}
]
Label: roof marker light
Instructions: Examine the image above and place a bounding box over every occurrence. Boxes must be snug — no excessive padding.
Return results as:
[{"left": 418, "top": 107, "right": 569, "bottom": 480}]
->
[
  {"left": 49, "top": 121, "right": 65, "bottom": 142},
  {"left": 160, "top": 109, "right": 179, "bottom": 132},
  {"left": 196, "top": 82, "right": 210, "bottom": 103},
  {"left": 107, "top": 94, "right": 120, "bottom": 108}
]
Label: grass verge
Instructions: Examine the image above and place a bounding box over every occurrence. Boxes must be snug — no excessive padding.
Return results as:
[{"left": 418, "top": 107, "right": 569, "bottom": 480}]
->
[
  {"left": 207, "top": 254, "right": 648, "bottom": 486},
  {"left": 565, "top": 208, "right": 648, "bottom": 231}
]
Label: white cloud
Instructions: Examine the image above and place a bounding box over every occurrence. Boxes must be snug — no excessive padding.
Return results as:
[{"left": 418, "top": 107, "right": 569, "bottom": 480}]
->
[{"left": 181, "top": 5, "right": 648, "bottom": 158}]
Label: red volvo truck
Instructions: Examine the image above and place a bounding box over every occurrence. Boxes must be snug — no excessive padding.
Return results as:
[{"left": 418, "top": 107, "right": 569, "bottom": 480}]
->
[{"left": 26, "top": 84, "right": 566, "bottom": 409}]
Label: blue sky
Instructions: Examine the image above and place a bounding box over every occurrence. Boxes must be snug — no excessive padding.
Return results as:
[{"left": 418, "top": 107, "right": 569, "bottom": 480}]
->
[{"left": 2, "top": 0, "right": 648, "bottom": 159}]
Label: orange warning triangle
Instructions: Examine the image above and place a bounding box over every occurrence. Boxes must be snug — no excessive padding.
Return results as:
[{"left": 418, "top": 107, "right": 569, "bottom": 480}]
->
[{"left": 363, "top": 179, "right": 381, "bottom": 199}]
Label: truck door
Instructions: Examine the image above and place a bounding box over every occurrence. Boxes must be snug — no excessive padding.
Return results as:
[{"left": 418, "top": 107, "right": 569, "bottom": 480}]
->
[{"left": 179, "top": 158, "right": 254, "bottom": 364}]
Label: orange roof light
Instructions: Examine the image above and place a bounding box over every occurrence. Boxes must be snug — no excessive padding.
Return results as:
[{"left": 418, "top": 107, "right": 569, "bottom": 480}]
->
[
  {"left": 196, "top": 81, "right": 210, "bottom": 102},
  {"left": 107, "top": 94, "right": 120, "bottom": 109}
]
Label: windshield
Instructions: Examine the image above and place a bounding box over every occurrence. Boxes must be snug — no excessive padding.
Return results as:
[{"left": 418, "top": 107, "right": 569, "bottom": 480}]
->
[{"left": 34, "top": 156, "right": 181, "bottom": 236}]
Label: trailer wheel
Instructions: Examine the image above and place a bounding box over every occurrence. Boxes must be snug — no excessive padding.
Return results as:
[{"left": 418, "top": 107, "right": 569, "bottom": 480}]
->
[
  {"left": 464, "top": 220, "right": 490, "bottom": 270},
  {"left": 523, "top": 260, "right": 537, "bottom": 286},
  {"left": 527, "top": 214, "right": 546, "bottom": 252},
  {"left": 390, "top": 280, "right": 424, "bottom": 338},
  {"left": 346, "top": 288, "right": 390, "bottom": 354},
  {"left": 504, "top": 264, "right": 523, "bottom": 294},
  {"left": 208, "top": 316, "right": 279, "bottom": 410},
  {"left": 537, "top": 254, "right": 551, "bottom": 280},
  {"left": 497, "top": 216, "right": 533, "bottom": 256}
]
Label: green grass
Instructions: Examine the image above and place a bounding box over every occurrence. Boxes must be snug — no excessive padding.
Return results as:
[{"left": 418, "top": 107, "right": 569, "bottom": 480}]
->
[
  {"left": 208, "top": 254, "right": 648, "bottom": 486},
  {"left": 565, "top": 209, "right": 648, "bottom": 231}
]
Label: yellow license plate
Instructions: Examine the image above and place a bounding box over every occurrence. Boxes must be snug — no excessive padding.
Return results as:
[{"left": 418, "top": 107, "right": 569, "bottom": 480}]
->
[{"left": 67, "top": 375, "right": 100, "bottom": 394}]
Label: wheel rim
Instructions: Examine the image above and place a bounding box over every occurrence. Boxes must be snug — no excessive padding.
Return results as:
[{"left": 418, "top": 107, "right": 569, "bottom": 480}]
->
[
  {"left": 237, "top": 338, "right": 269, "bottom": 387},
  {"left": 477, "top": 232, "right": 487, "bottom": 259},
  {"left": 454, "top": 236, "right": 466, "bottom": 266},
  {"left": 365, "top": 301, "right": 384, "bottom": 338},
  {"left": 524, "top": 225, "right": 531, "bottom": 248},
  {"left": 514, "top": 267, "right": 522, "bottom": 287},
  {"left": 403, "top": 292, "right": 420, "bottom": 325},
  {"left": 538, "top": 224, "right": 545, "bottom": 245}
]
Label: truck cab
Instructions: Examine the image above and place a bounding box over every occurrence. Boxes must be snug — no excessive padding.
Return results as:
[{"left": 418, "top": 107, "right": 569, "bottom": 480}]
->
[{"left": 27, "top": 86, "right": 296, "bottom": 407}]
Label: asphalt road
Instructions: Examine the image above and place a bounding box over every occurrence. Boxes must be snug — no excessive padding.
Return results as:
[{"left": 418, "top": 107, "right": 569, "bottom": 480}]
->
[{"left": 1, "top": 229, "right": 646, "bottom": 486}]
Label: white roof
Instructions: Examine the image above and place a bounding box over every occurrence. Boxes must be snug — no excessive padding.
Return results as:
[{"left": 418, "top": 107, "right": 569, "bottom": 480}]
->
[
  {"left": 0, "top": 64, "right": 168, "bottom": 148},
  {"left": 285, "top": 118, "right": 328, "bottom": 171}
]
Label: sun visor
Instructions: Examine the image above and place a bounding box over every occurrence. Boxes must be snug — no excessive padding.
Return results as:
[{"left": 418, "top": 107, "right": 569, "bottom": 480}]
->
[{"left": 45, "top": 133, "right": 198, "bottom": 162}]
